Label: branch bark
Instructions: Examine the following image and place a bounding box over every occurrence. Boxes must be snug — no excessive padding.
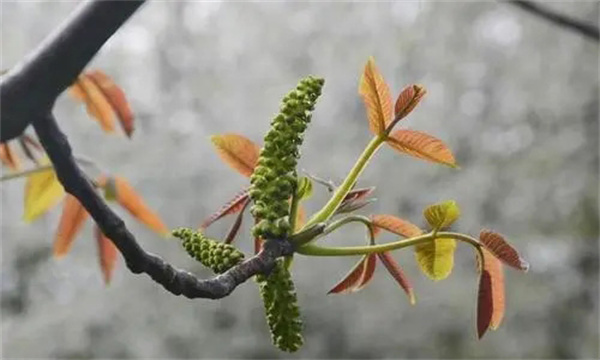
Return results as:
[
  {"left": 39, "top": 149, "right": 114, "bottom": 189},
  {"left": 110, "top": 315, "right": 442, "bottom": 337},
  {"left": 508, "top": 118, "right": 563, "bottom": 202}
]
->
[
  {"left": 507, "top": 0, "right": 600, "bottom": 42},
  {"left": 2, "top": 0, "right": 288, "bottom": 299}
]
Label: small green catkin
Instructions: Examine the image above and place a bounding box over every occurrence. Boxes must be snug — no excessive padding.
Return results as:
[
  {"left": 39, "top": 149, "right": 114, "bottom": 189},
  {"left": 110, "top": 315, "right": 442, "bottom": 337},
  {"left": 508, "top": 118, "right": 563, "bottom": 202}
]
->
[
  {"left": 172, "top": 227, "right": 244, "bottom": 274},
  {"left": 250, "top": 76, "right": 325, "bottom": 239},
  {"left": 256, "top": 259, "right": 304, "bottom": 352}
]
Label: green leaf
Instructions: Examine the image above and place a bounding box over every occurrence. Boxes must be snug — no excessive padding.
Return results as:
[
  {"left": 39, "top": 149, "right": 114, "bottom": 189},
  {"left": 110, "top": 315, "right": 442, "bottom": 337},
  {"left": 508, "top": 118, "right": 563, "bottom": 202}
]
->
[
  {"left": 296, "top": 176, "right": 313, "bottom": 201},
  {"left": 414, "top": 237, "right": 457, "bottom": 281},
  {"left": 423, "top": 200, "right": 460, "bottom": 230}
]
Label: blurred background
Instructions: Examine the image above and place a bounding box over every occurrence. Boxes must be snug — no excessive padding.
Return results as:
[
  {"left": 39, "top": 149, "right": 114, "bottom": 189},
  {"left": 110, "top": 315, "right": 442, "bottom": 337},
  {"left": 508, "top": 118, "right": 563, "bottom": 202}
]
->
[{"left": 1, "top": 1, "right": 598, "bottom": 359}]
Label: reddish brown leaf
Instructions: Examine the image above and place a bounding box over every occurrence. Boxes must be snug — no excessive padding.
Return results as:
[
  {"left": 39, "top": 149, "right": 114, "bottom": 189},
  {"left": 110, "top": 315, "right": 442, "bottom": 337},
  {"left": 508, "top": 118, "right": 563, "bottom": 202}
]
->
[
  {"left": 357, "top": 254, "right": 377, "bottom": 289},
  {"left": 87, "top": 70, "right": 135, "bottom": 137},
  {"left": 95, "top": 226, "right": 118, "bottom": 285},
  {"left": 113, "top": 176, "right": 169, "bottom": 236},
  {"left": 378, "top": 252, "right": 416, "bottom": 304},
  {"left": 328, "top": 254, "right": 376, "bottom": 294},
  {"left": 336, "top": 187, "right": 376, "bottom": 215},
  {"left": 54, "top": 194, "right": 89, "bottom": 257},
  {"left": 359, "top": 57, "right": 393, "bottom": 135},
  {"left": 386, "top": 130, "right": 456, "bottom": 167},
  {"left": 480, "top": 230, "right": 529, "bottom": 272},
  {"left": 294, "top": 205, "right": 306, "bottom": 232},
  {"left": 211, "top": 134, "right": 261, "bottom": 177},
  {"left": 0, "top": 143, "right": 20, "bottom": 170},
  {"left": 69, "top": 75, "right": 116, "bottom": 133},
  {"left": 200, "top": 188, "right": 250, "bottom": 230},
  {"left": 477, "top": 266, "right": 493, "bottom": 339},
  {"left": 371, "top": 214, "right": 423, "bottom": 238},
  {"left": 224, "top": 197, "right": 251, "bottom": 244},
  {"left": 387, "top": 129, "right": 457, "bottom": 167},
  {"left": 254, "top": 237, "right": 263, "bottom": 255},
  {"left": 477, "top": 249, "right": 505, "bottom": 338},
  {"left": 394, "top": 84, "right": 427, "bottom": 121}
]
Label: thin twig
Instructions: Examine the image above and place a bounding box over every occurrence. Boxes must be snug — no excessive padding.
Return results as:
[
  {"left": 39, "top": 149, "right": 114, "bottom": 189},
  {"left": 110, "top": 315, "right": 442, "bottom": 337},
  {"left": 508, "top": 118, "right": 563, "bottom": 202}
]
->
[{"left": 507, "top": 0, "right": 599, "bottom": 42}]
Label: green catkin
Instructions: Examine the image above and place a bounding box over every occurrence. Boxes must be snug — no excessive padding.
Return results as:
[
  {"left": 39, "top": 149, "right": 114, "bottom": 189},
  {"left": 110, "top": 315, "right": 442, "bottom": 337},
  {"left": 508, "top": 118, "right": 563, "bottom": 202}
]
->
[
  {"left": 172, "top": 228, "right": 244, "bottom": 274},
  {"left": 256, "top": 259, "right": 304, "bottom": 352},
  {"left": 249, "top": 76, "right": 325, "bottom": 239}
]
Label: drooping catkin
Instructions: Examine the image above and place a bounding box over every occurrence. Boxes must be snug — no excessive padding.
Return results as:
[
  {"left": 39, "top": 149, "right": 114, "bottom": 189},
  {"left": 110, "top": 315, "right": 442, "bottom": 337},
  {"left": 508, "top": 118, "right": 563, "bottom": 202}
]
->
[
  {"left": 172, "top": 227, "right": 244, "bottom": 274},
  {"left": 256, "top": 259, "right": 304, "bottom": 352}
]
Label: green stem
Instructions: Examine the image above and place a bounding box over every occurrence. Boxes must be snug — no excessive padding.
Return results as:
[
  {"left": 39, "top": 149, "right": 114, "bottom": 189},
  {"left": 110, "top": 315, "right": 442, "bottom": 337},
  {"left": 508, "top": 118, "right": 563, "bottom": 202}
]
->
[
  {"left": 289, "top": 182, "right": 300, "bottom": 234},
  {"left": 302, "top": 135, "right": 385, "bottom": 230},
  {"left": 292, "top": 214, "right": 373, "bottom": 246},
  {"left": 297, "top": 231, "right": 482, "bottom": 257}
]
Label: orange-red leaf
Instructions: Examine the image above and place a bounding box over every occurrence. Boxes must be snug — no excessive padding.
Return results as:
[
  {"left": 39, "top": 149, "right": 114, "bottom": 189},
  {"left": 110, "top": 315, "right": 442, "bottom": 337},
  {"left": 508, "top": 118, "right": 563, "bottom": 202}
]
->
[
  {"left": 480, "top": 230, "right": 529, "bottom": 272},
  {"left": 95, "top": 226, "right": 118, "bottom": 285},
  {"left": 200, "top": 188, "right": 250, "bottom": 230},
  {"left": 371, "top": 214, "right": 423, "bottom": 238},
  {"left": 0, "top": 143, "right": 20, "bottom": 170},
  {"left": 113, "top": 176, "right": 168, "bottom": 236},
  {"left": 387, "top": 129, "right": 457, "bottom": 167},
  {"left": 87, "top": 70, "right": 135, "bottom": 137},
  {"left": 211, "top": 134, "right": 261, "bottom": 177},
  {"left": 294, "top": 205, "right": 306, "bottom": 232},
  {"left": 69, "top": 75, "right": 116, "bottom": 133},
  {"left": 54, "top": 194, "right": 89, "bottom": 257},
  {"left": 477, "top": 249, "right": 505, "bottom": 338},
  {"left": 394, "top": 84, "right": 427, "bottom": 121},
  {"left": 377, "top": 252, "right": 415, "bottom": 305},
  {"left": 359, "top": 57, "right": 393, "bottom": 135},
  {"left": 328, "top": 254, "right": 376, "bottom": 294}
]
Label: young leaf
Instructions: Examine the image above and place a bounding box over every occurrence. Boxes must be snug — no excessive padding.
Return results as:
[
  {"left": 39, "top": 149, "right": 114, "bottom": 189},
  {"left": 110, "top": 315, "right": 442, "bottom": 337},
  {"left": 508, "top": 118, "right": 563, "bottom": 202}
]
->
[
  {"left": 296, "top": 176, "right": 313, "bottom": 201},
  {"left": 394, "top": 84, "right": 427, "bottom": 121},
  {"left": 423, "top": 200, "right": 460, "bottom": 230},
  {"left": 377, "top": 252, "right": 416, "bottom": 305},
  {"left": 477, "top": 249, "right": 505, "bottom": 338},
  {"left": 359, "top": 57, "right": 393, "bottom": 135},
  {"left": 54, "top": 194, "right": 89, "bottom": 257},
  {"left": 328, "top": 255, "right": 374, "bottom": 294},
  {"left": 336, "top": 187, "right": 376, "bottom": 214},
  {"left": 95, "top": 226, "right": 118, "bottom": 285},
  {"left": 200, "top": 188, "right": 250, "bottom": 230},
  {"left": 87, "top": 70, "right": 135, "bottom": 137},
  {"left": 480, "top": 230, "right": 529, "bottom": 272},
  {"left": 224, "top": 197, "right": 251, "bottom": 244},
  {"left": 113, "top": 176, "right": 168, "bottom": 236},
  {"left": 211, "top": 133, "right": 261, "bottom": 177},
  {"left": 23, "top": 166, "right": 65, "bottom": 222},
  {"left": 371, "top": 214, "right": 423, "bottom": 238},
  {"left": 387, "top": 129, "right": 457, "bottom": 167},
  {"left": 0, "top": 143, "right": 20, "bottom": 170},
  {"left": 358, "top": 254, "right": 377, "bottom": 289},
  {"left": 414, "top": 237, "right": 457, "bottom": 281},
  {"left": 69, "top": 75, "right": 116, "bottom": 133}
]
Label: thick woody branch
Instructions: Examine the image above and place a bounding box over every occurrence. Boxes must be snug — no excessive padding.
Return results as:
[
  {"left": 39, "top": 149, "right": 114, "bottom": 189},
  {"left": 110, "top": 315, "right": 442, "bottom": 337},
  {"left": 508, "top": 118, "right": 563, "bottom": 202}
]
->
[
  {"left": 42, "top": 115, "right": 295, "bottom": 299},
  {"left": 507, "top": 0, "right": 599, "bottom": 42},
  {"left": 1, "top": 0, "right": 145, "bottom": 142}
]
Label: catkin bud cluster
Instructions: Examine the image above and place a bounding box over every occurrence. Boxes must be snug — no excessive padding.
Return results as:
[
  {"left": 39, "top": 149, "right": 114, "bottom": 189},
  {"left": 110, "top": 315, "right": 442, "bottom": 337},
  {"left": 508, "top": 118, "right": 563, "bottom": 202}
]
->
[
  {"left": 256, "top": 259, "right": 304, "bottom": 352},
  {"left": 250, "top": 76, "right": 325, "bottom": 239},
  {"left": 172, "top": 227, "right": 244, "bottom": 274}
]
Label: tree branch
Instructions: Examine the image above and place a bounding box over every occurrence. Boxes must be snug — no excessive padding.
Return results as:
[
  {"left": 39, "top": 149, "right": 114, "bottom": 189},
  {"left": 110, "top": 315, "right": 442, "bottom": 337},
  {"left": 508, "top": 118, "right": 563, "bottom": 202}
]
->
[
  {"left": 1, "top": 0, "right": 146, "bottom": 142},
  {"left": 507, "top": 0, "right": 599, "bottom": 42},
  {"left": 2, "top": 0, "right": 288, "bottom": 299}
]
